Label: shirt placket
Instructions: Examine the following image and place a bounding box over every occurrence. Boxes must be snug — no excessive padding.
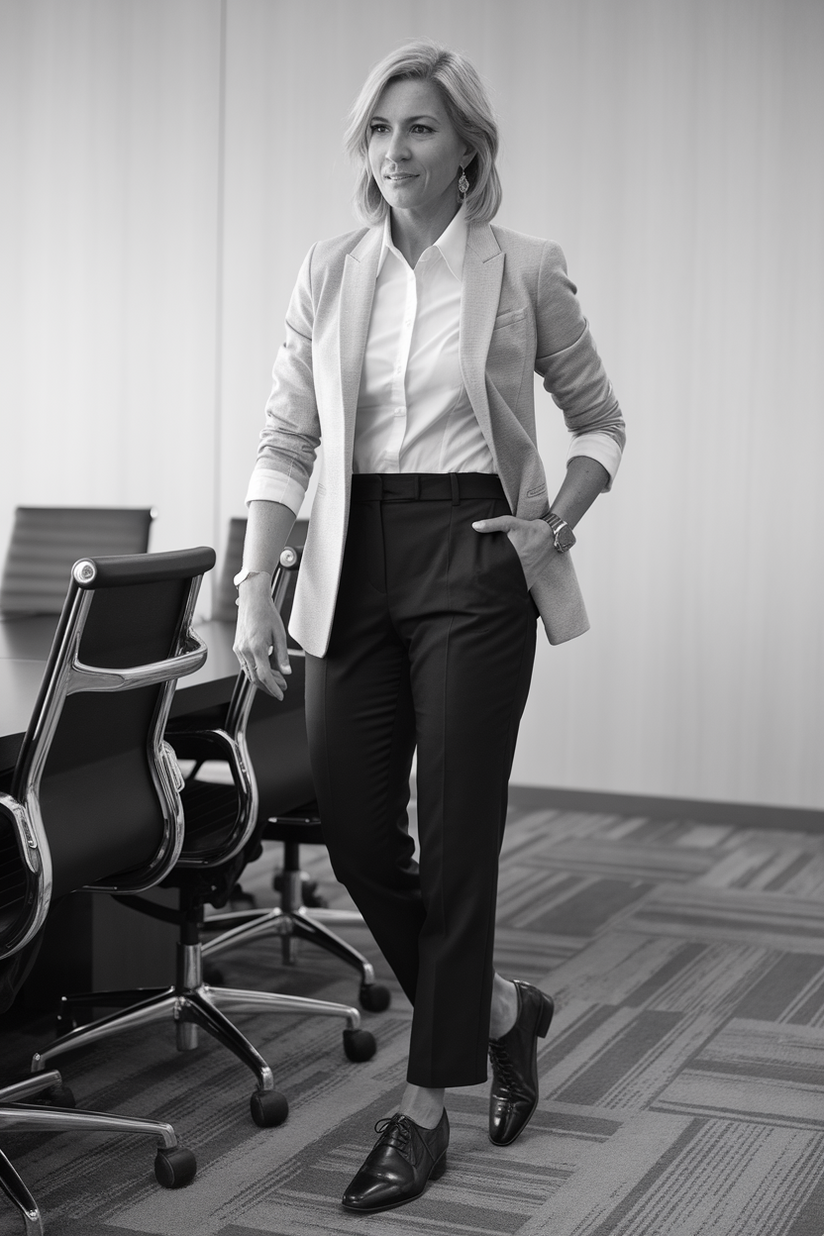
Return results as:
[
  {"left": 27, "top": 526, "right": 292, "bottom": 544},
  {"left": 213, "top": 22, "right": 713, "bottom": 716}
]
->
[{"left": 383, "top": 259, "right": 418, "bottom": 470}]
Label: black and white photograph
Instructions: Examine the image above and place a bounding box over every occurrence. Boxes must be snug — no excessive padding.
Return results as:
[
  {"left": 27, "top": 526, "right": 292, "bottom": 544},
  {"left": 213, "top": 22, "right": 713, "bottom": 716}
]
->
[{"left": 1, "top": 2, "right": 822, "bottom": 1234}]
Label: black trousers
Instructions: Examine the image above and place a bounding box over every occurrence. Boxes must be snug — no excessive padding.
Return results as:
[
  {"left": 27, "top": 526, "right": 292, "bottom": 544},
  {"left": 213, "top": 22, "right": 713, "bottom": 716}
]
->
[{"left": 305, "top": 474, "right": 537, "bottom": 1088}]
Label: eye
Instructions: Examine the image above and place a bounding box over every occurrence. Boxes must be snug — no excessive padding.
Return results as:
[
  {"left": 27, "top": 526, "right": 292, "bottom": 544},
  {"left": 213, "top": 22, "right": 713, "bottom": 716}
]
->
[
  {"left": 368, "top": 123, "right": 389, "bottom": 135},
  {"left": 411, "top": 124, "right": 434, "bottom": 135}
]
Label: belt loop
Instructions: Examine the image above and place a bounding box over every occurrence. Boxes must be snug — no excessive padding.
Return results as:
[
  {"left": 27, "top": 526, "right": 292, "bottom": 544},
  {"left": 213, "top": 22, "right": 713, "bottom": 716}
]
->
[
  {"left": 378, "top": 475, "right": 385, "bottom": 500},
  {"left": 450, "top": 473, "right": 460, "bottom": 505},
  {"left": 413, "top": 475, "right": 420, "bottom": 500}
]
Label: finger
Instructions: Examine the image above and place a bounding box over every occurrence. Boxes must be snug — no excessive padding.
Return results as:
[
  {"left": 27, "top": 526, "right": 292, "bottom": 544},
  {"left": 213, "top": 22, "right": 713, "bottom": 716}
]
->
[
  {"left": 270, "top": 628, "right": 292, "bottom": 676},
  {"left": 251, "top": 661, "right": 286, "bottom": 700},
  {"left": 259, "top": 671, "right": 286, "bottom": 700},
  {"left": 238, "top": 646, "right": 287, "bottom": 699},
  {"left": 472, "top": 515, "right": 518, "bottom": 533}
]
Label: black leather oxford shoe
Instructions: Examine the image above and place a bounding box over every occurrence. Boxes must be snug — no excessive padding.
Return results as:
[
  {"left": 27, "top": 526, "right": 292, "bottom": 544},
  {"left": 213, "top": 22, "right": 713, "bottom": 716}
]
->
[
  {"left": 488, "top": 980, "right": 554, "bottom": 1146},
  {"left": 341, "top": 1110, "right": 449, "bottom": 1213}
]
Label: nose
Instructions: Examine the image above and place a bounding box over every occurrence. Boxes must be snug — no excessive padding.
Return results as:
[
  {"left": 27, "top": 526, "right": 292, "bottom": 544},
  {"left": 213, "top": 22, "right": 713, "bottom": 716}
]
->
[{"left": 386, "top": 130, "right": 410, "bottom": 164}]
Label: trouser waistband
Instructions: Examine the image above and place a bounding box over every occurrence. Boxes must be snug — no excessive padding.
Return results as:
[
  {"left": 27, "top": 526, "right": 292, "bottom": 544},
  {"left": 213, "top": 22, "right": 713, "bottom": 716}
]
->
[{"left": 350, "top": 472, "right": 505, "bottom": 503}]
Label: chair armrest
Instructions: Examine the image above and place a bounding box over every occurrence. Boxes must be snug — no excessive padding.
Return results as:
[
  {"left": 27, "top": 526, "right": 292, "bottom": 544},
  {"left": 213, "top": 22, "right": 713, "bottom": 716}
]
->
[{"left": 69, "top": 630, "right": 208, "bottom": 695}]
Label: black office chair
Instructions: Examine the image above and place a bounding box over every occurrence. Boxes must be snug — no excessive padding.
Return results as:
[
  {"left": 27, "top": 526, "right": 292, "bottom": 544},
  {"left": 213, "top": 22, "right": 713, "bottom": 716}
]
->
[
  {"left": 35, "top": 554, "right": 377, "bottom": 1132},
  {"left": 210, "top": 515, "right": 251, "bottom": 623},
  {"left": 0, "top": 506, "right": 155, "bottom": 616},
  {"left": 0, "top": 546, "right": 214, "bottom": 1235},
  {"left": 197, "top": 540, "right": 391, "bottom": 1013}
]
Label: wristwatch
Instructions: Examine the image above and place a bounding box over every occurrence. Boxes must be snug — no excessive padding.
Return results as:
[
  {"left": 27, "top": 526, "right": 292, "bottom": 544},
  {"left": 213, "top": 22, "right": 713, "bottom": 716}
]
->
[{"left": 540, "top": 511, "right": 576, "bottom": 553}]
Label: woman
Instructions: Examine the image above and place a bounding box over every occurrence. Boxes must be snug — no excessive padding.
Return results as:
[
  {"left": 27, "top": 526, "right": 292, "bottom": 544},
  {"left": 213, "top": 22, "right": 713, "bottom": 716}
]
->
[{"left": 234, "top": 39, "right": 625, "bottom": 1213}]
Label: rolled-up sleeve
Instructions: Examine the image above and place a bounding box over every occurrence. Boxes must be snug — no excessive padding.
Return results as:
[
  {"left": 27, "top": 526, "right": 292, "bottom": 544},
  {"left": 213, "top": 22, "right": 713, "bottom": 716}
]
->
[
  {"left": 245, "top": 244, "right": 322, "bottom": 511},
  {"left": 244, "top": 468, "right": 307, "bottom": 515},
  {"left": 535, "top": 242, "right": 625, "bottom": 487}
]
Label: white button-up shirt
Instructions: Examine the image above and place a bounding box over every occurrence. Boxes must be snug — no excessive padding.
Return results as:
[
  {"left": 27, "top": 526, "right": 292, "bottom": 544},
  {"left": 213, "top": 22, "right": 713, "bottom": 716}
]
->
[
  {"left": 246, "top": 210, "right": 624, "bottom": 516},
  {"left": 352, "top": 207, "right": 495, "bottom": 476}
]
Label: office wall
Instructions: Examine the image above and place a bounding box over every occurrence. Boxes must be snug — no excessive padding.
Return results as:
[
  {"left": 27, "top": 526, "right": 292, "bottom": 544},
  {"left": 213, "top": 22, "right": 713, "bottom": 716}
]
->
[
  {"left": 0, "top": 0, "right": 223, "bottom": 556},
  {"left": 2, "top": 0, "right": 822, "bottom": 810}
]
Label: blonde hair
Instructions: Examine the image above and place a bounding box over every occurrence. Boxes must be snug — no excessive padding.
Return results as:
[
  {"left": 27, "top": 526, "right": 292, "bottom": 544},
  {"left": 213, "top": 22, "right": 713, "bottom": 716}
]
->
[{"left": 345, "top": 39, "right": 502, "bottom": 226}]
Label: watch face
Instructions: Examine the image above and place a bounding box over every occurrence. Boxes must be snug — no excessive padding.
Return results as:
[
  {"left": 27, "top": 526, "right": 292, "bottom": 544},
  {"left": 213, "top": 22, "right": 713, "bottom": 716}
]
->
[
  {"left": 550, "top": 521, "right": 575, "bottom": 552},
  {"left": 556, "top": 525, "right": 576, "bottom": 551}
]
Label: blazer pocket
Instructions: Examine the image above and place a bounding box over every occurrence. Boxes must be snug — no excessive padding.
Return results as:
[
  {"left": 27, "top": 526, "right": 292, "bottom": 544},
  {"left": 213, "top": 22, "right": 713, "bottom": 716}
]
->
[{"left": 492, "top": 306, "right": 526, "bottom": 331}]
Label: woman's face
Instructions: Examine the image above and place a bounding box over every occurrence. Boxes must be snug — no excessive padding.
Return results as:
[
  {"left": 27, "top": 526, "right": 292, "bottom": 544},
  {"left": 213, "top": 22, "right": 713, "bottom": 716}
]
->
[{"left": 367, "top": 78, "right": 472, "bottom": 222}]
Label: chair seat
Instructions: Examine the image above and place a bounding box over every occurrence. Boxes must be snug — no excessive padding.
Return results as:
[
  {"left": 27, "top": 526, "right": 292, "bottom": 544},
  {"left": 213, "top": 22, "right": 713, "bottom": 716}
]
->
[
  {"left": 263, "top": 809, "right": 323, "bottom": 847},
  {"left": 178, "top": 780, "right": 245, "bottom": 856}
]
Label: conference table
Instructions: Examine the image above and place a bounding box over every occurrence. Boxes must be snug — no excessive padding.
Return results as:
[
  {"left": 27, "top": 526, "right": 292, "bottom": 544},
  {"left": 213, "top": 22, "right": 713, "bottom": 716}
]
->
[
  {"left": 0, "top": 613, "right": 241, "bottom": 775},
  {"left": 0, "top": 612, "right": 245, "bottom": 1006}
]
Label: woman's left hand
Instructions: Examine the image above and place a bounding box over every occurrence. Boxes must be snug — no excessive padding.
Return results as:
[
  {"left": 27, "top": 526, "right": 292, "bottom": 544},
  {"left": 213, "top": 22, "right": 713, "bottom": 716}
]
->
[{"left": 472, "top": 515, "right": 557, "bottom": 591}]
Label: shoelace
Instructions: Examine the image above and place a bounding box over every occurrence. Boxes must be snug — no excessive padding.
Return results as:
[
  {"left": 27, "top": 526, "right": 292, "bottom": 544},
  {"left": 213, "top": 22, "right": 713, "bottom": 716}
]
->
[
  {"left": 374, "top": 1114, "right": 413, "bottom": 1153},
  {"left": 488, "top": 1039, "right": 520, "bottom": 1094}
]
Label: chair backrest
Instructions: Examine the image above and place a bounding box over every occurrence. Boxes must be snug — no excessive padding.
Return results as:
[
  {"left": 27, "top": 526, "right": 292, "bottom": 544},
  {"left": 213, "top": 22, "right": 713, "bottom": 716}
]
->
[
  {"left": 211, "top": 517, "right": 248, "bottom": 623},
  {"left": 211, "top": 515, "right": 308, "bottom": 624},
  {"left": 226, "top": 546, "right": 317, "bottom": 818},
  {"left": 0, "top": 546, "right": 215, "bottom": 964},
  {"left": 244, "top": 657, "right": 317, "bottom": 818},
  {"left": 0, "top": 506, "right": 155, "bottom": 615},
  {"left": 163, "top": 545, "right": 313, "bottom": 902},
  {"left": 167, "top": 548, "right": 301, "bottom": 864}
]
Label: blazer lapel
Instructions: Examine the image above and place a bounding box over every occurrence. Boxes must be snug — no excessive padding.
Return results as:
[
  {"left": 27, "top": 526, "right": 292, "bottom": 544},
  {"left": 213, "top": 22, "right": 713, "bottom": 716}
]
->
[
  {"left": 460, "top": 222, "right": 504, "bottom": 446},
  {"left": 338, "top": 228, "right": 382, "bottom": 460}
]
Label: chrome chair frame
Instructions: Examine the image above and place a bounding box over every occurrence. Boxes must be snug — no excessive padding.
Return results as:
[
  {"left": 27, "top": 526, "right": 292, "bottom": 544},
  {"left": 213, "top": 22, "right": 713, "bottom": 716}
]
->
[
  {"left": 1, "top": 556, "right": 207, "bottom": 961},
  {"left": 30, "top": 556, "right": 377, "bottom": 1131}
]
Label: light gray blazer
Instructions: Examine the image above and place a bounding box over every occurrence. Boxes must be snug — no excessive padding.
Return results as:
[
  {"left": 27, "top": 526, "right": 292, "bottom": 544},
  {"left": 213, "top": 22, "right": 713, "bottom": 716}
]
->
[{"left": 250, "top": 220, "right": 625, "bottom": 657}]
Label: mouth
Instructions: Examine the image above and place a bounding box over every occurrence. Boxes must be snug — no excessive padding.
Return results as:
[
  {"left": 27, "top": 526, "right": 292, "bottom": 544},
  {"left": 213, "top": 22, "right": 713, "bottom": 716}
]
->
[{"left": 384, "top": 172, "right": 417, "bottom": 182}]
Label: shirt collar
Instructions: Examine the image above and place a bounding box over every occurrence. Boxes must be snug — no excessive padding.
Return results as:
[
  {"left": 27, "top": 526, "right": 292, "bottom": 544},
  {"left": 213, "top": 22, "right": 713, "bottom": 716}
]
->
[{"left": 377, "top": 205, "right": 468, "bottom": 280}]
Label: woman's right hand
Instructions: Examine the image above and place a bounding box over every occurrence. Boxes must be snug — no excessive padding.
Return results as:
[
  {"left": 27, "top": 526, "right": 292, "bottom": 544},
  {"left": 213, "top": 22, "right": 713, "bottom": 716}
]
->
[{"left": 232, "top": 573, "right": 291, "bottom": 700}]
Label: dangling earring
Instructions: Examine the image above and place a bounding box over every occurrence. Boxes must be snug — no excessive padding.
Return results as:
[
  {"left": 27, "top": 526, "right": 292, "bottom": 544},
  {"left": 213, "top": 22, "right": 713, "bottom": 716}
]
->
[{"left": 458, "top": 167, "right": 470, "bottom": 200}]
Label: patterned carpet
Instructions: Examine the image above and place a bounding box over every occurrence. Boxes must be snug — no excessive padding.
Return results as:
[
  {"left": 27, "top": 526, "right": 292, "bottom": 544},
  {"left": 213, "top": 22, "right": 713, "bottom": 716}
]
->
[{"left": 3, "top": 799, "right": 824, "bottom": 1235}]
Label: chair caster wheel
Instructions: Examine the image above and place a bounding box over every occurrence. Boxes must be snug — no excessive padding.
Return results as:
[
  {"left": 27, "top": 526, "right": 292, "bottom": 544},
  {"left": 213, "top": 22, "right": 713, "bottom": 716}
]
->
[
  {"left": 154, "top": 1146, "right": 197, "bottom": 1188},
  {"left": 250, "top": 1088, "right": 289, "bottom": 1127},
  {"left": 359, "top": 983, "right": 391, "bottom": 1013},
  {"left": 343, "top": 1028, "right": 377, "bottom": 1062}
]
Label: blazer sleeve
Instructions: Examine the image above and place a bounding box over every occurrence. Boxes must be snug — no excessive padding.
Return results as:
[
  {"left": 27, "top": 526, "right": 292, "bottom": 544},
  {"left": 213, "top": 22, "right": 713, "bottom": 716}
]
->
[
  {"left": 534, "top": 241, "right": 626, "bottom": 486},
  {"left": 245, "top": 244, "right": 322, "bottom": 514}
]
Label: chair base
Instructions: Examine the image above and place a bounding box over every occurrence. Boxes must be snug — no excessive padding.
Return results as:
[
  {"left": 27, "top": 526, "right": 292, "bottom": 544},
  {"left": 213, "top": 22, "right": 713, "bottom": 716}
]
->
[
  {"left": 30, "top": 941, "right": 377, "bottom": 1126},
  {"left": 203, "top": 887, "right": 392, "bottom": 1013},
  {"left": 0, "top": 1070, "right": 196, "bottom": 1235}
]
